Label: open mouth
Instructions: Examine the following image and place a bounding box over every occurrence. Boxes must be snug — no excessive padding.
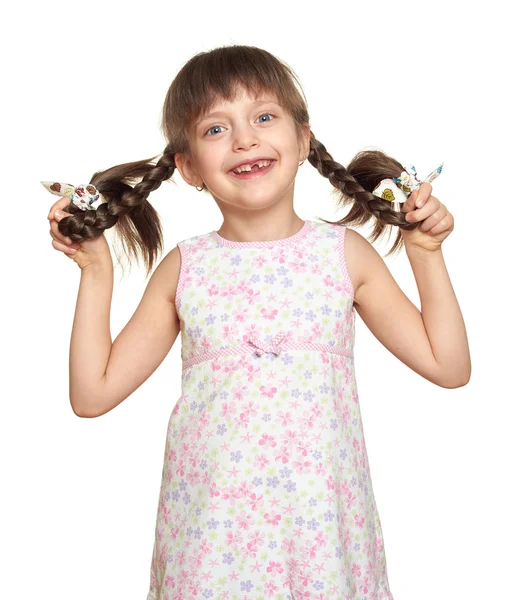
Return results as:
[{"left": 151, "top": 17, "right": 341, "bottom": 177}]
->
[{"left": 228, "top": 160, "right": 276, "bottom": 180}]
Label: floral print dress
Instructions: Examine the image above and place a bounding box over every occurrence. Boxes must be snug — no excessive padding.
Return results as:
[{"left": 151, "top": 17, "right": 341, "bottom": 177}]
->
[{"left": 147, "top": 219, "right": 394, "bottom": 600}]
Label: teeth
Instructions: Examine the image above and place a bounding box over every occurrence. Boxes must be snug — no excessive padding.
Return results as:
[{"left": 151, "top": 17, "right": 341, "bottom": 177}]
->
[{"left": 232, "top": 160, "right": 272, "bottom": 174}]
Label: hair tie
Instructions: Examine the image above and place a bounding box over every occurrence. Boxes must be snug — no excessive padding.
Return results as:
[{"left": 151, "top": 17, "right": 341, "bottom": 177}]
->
[
  {"left": 372, "top": 162, "right": 444, "bottom": 207},
  {"left": 40, "top": 181, "right": 105, "bottom": 211}
]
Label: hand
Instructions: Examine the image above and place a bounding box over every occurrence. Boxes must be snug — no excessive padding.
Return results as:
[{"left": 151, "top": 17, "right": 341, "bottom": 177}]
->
[
  {"left": 400, "top": 182, "right": 454, "bottom": 252},
  {"left": 47, "top": 197, "right": 112, "bottom": 270}
]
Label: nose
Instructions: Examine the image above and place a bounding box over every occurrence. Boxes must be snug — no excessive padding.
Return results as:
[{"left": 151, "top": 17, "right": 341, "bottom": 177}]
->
[{"left": 232, "top": 119, "right": 261, "bottom": 151}]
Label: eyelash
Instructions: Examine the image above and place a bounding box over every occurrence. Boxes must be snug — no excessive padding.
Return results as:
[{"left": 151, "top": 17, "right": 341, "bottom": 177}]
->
[{"left": 204, "top": 113, "right": 276, "bottom": 136}]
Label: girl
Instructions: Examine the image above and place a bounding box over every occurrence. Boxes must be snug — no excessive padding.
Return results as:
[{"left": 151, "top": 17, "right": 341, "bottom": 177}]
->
[{"left": 43, "top": 45, "right": 470, "bottom": 600}]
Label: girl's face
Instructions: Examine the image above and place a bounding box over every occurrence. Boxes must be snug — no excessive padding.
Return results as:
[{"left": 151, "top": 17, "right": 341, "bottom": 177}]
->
[{"left": 174, "top": 86, "right": 310, "bottom": 217}]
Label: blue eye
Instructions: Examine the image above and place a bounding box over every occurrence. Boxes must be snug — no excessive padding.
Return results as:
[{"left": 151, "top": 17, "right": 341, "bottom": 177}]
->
[{"left": 205, "top": 113, "right": 275, "bottom": 136}]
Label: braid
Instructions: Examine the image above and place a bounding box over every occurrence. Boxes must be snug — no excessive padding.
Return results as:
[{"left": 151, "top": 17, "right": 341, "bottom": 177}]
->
[
  {"left": 307, "top": 132, "right": 419, "bottom": 257},
  {"left": 57, "top": 145, "right": 179, "bottom": 278}
]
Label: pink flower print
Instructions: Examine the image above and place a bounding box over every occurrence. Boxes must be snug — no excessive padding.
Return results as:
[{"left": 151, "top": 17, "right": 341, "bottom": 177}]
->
[
  {"left": 298, "top": 569, "right": 311, "bottom": 586},
  {"left": 359, "top": 577, "right": 373, "bottom": 595},
  {"left": 252, "top": 254, "right": 267, "bottom": 268},
  {"left": 200, "top": 335, "right": 213, "bottom": 353},
  {"left": 300, "top": 411, "right": 316, "bottom": 431},
  {"left": 159, "top": 503, "right": 171, "bottom": 526},
  {"left": 242, "top": 543, "right": 258, "bottom": 560},
  {"left": 222, "top": 356, "right": 242, "bottom": 374},
  {"left": 233, "top": 305, "right": 250, "bottom": 322},
  {"left": 247, "top": 491, "right": 264, "bottom": 510},
  {"left": 274, "top": 445, "right": 291, "bottom": 464},
  {"left": 293, "top": 459, "right": 312, "bottom": 474},
  {"left": 297, "top": 439, "right": 312, "bottom": 456},
  {"left": 189, "top": 550, "right": 204, "bottom": 569},
  {"left": 266, "top": 560, "right": 284, "bottom": 575},
  {"left": 264, "top": 512, "right": 282, "bottom": 526},
  {"left": 210, "top": 357, "right": 222, "bottom": 372},
  {"left": 175, "top": 459, "right": 186, "bottom": 477},
  {"left": 186, "top": 470, "right": 201, "bottom": 486},
  {"left": 234, "top": 411, "right": 250, "bottom": 429},
  {"left": 325, "top": 475, "right": 335, "bottom": 490},
  {"left": 220, "top": 284, "right": 239, "bottom": 298},
  {"left": 209, "top": 481, "right": 220, "bottom": 497},
  {"left": 301, "top": 539, "right": 318, "bottom": 560},
  {"left": 352, "top": 437, "right": 361, "bottom": 452},
  {"left": 311, "top": 263, "right": 323, "bottom": 276},
  {"left": 271, "top": 247, "right": 288, "bottom": 263},
  {"left": 187, "top": 580, "right": 202, "bottom": 596},
  {"left": 236, "top": 513, "right": 254, "bottom": 530},
  {"left": 221, "top": 485, "right": 242, "bottom": 505},
  {"left": 231, "top": 381, "right": 249, "bottom": 401},
  {"left": 244, "top": 287, "right": 261, "bottom": 304},
  {"left": 258, "top": 384, "right": 277, "bottom": 399},
  {"left": 313, "top": 530, "right": 327, "bottom": 549},
  {"left": 323, "top": 273, "right": 335, "bottom": 287},
  {"left": 243, "top": 362, "right": 261, "bottom": 382},
  {"left": 289, "top": 258, "right": 309, "bottom": 274},
  {"left": 222, "top": 322, "right": 239, "bottom": 342},
  {"left": 226, "top": 530, "right": 243, "bottom": 549},
  {"left": 254, "top": 453, "right": 270, "bottom": 471},
  {"left": 221, "top": 401, "right": 236, "bottom": 418},
  {"left": 261, "top": 307, "right": 279, "bottom": 320},
  {"left": 298, "top": 328, "right": 315, "bottom": 344},
  {"left": 247, "top": 530, "right": 265, "bottom": 548},
  {"left": 241, "top": 400, "right": 258, "bottom": 417},
  {"left": 311, "top": 322, "right": 323, "bottom": 339},
  {"left": 281, "top": 429, "right": 298, "bottom": 446},
  {"left": 237, "top": 481, "right": 253, "bottom": 497},
  {"left": 264, "top": 580, "right": 279, "bottom": 596},
  {"left": 276, "top": 411, "right": 294, "bottom": 427},
  {"left": 351, "top": 562, "right": 362, "bottom": 578},
  {"left": 314, "top": 461, "right": 326, "bottom": 476},
  {"left": 206, "top": 283, "right": 219, "bottom": 297},
  {"left": 281, "top": 537, "right": 297, "bottom": 553},
  {"left": 258, "top": 433, "right": 277, "bottom": 448},
  {"left": 354, "top": 515, "right": 365, "bottom": 529}
]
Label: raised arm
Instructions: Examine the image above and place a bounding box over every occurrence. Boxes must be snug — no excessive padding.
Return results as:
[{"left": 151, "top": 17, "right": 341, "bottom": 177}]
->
[
  {"left": 345, "top": 228, "right": 471, "bottom": 388},
  {"left": 71, "top": 247, "right": 182, "bottom": 417}
]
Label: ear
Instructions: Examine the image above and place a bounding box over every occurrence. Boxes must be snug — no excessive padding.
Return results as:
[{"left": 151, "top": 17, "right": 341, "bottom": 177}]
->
[
  {"left": 174, "top": 152, "right": 203, "bottom": 188},
  {"left": 300, "top": 123, "right": 311, "bottom": 160}
]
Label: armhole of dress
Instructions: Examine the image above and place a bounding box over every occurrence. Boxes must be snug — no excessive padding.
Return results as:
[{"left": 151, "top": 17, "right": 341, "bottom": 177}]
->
[
  {"left": 174, "top": 241, "right": 188, "bottom": 317},
  {"left": 337, "top": 226, "right": 355, "bottom": 304}
]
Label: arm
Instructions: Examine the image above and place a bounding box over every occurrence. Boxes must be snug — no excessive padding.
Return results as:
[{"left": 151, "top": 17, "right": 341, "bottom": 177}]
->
[
  {"left": 345, "top": 228, "right": 471, "bottom": 388},
  {"left": 70, "top": 246, "right": 182, "bottom": 417}
]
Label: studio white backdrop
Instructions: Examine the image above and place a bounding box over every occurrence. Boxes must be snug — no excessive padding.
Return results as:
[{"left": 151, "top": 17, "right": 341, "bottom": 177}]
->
[{"left": 1, "top": 1, "right": 513, "bottom": 598}]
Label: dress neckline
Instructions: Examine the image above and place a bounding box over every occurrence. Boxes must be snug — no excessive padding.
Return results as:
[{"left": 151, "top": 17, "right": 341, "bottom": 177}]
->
[{"left": 211, "top": 219, "right": 310, "bottom": 248}]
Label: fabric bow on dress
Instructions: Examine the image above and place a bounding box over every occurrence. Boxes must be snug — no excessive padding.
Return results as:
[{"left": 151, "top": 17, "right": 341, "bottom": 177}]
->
[
  {"left": 40, "top": 181, "right": 105, "bottom": 211},
  {"left": 247, "top": 330, "right": 289, "bottom": 356}
]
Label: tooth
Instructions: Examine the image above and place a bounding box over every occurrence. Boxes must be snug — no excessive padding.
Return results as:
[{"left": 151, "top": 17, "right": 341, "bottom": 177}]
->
[{"left": 233, "top": 160, "right": 271, "bottom": 173}]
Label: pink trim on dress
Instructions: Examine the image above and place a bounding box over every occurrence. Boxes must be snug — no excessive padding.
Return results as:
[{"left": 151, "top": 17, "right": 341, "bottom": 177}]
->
[{"left": 211, "top": 219, "right": 311, "bottom": 248}]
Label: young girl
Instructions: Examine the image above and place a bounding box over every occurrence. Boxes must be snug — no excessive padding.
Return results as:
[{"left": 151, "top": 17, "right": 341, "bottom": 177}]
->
[{"left": 43, "top": 45, "right": 470, "bottom": 600}]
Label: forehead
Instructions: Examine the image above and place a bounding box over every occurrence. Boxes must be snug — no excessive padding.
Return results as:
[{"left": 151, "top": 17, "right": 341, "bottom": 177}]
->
[{"left": 197, "top": 89, "right": 282, "bottom": 123}]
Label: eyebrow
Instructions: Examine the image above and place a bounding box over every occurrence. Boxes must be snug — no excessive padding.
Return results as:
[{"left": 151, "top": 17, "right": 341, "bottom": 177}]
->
[{"left": 197, "top": 100, "right": 280, "bottom": 126}]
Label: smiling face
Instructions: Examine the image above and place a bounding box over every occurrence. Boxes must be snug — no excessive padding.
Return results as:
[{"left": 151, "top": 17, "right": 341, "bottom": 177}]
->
[{"left": 174, "top": 84, "right": 310, "bottom": 218}]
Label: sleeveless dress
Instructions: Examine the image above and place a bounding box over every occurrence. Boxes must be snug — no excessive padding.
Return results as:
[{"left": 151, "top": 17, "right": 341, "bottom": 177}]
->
[{"left": 146, "top": 219, "right": 394, "bottom": 600}]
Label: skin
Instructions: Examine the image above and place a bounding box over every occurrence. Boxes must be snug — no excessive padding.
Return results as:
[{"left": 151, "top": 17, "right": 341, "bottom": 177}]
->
[{"left": 174, "top": 85, "right": 311, "bottom": 243}]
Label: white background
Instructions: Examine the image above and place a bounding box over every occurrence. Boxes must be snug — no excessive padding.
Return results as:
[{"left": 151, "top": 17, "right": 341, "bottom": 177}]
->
[{"left": 1, "top": 0, "right": 513, "bottom": 598}]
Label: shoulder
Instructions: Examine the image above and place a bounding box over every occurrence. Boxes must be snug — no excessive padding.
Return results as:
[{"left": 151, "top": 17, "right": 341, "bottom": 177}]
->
[
  {"left": 152, "top": 245, "right": 182, "bottom": 305},
  {"left": 342, "top": 226, "right": 385, "bottom": 308}
]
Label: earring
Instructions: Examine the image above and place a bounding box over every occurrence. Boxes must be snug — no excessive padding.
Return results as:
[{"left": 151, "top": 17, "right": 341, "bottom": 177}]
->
[
  {"left": 299, "top": 156, "right": 306, "bottom": 166},
  {"left": 196, "top": 185, "right": 204, "bottom": 191}
]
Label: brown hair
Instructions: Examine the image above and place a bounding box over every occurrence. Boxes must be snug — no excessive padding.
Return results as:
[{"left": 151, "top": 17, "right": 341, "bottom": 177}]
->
[{"left": 55, "top": 44, "right": 417, "bottom": 278}]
